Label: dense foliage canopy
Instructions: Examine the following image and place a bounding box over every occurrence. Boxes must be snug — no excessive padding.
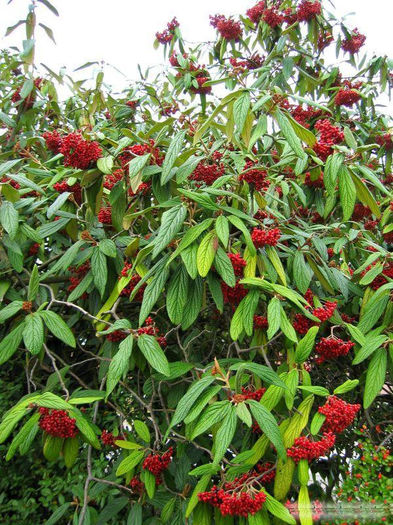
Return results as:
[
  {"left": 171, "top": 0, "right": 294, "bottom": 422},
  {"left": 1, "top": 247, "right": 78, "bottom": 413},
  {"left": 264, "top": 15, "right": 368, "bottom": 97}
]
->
[{"left": 0, "top": 0, "right": 393, "bottom": 523}]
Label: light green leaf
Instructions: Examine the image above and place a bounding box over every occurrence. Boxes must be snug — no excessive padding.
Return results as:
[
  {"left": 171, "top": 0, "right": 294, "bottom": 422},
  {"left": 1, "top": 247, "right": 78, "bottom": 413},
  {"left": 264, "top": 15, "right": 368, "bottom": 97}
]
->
[
  {"left": 137, "top": 334, "right": 170, "bottom": 376},
  {"left": 39, "top": 310, "right": 76, "bottom": 348}
]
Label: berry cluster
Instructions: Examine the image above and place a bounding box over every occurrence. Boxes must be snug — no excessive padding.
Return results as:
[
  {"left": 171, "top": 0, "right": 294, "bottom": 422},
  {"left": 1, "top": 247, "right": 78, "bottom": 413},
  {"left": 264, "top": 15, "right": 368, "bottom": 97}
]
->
[
  {"left": 98, "top": 206, "right": 112, "bottom": 225},
  {"left": 58, "top": 132, "right": 102, "bottom": 170},
  {"left": 290, "top": 104, "right": 322, "bottom": 128},
  {"left": 38, "top": 407, "right": 78, "bottom": 439},
  {"left": 376, "top": 133, "right": 393, "bottom": 150},
  {"left": 103, "top": 169, "right": 124, "bottom": 190},
  {"left": 304, "top": 171, "right": 324, "bottom": 188},
  {"left": 312, "top": 301, "right": 337, "bottom": 322},
  {"left": 130, "top": 476, "right": 144, "bottom": 494},
  {"left": 198, "top": 485, "right": 266, "bottom": 517},
  {"left": 293, "top": 301, "right": 337, "bottom": 335},
  {"left": 43, "top": 130, "right": 63, "bottom": 153},
  {"left": 352, "top": 203, "right": 372, "bottom": 220},
  {"left": 221, "top": 281, "right": 248, "bottom": 306},
  {"left": 106, "top": 330, "right": 128, "bottom": 342},
  {"left": 143, "top": 447, "right": 173, "bottom": 484},
  {"left": 334, "top": 89, "right": 361, "bottom": 107},
  {"left": 28, "top": 243, "right": 40, "bottom": 256},
  {"left": 318, "top": 31, "right": 334, "bottom": 51},
  {"left": 296, "top": 1, "right": 321, "bottom": 22},
  {"left": 313, "top": 119, "right": 344, "bottom": 161},
  {"left": 53, "top": 180, "right": 82, "bottom": 205},
  {"left": 156, "top": 18, "right": 179, "bottom": 44},
  {"left": 190, "top": 153, "right": 225, "bottom": 185},
  {"left": 315, "top": 337, "right": 355, "bottom": 363},
  {"left": 137, "top": 317, "right": 167, "bottom": 348},
  {"left": 287, "top": 432, "right": 336, "bottom": 462},
  {"left": 67, "top": 261, "right": 90, "bottom": 296},
  {"left": 239, "top": 161, "right": 269, "bottom": 192},
  {"left": 253, "top": 315, "right": 268, "bottom": 331},
  {"left": 229, "top": 54, "right": 264, "bottom": 72},
  {"left": 119, "top": 139, "right": 164, "bottom": 169},
  {"left": 100, "top": 429, "right": 124, "bottom": 446},
  {"left": 318, "top": 396, "right": 361, "bottom": 433},
  {"left": 263, "top": 8, "right": 284, "bottom": 28},
  {"left": 241, "top": 386, "right": 266, "bottom": 401},
  {"left": 210, "top": 15, "right": 243, "bottom": 41},
  {"left": 246, "top": 1, "right": 265, "bottom": 25},
  {"left": 251, "top": 227, "right": 281, "bottom": 248},
  {"left": 341, "top": 29, "right": 366, "bottom": 54},
  {"left": 228, "top": 253, "right": 247, "bottom": 276},
  {"left": 120, "top": 264, "right": 146, "bottom": 301}
]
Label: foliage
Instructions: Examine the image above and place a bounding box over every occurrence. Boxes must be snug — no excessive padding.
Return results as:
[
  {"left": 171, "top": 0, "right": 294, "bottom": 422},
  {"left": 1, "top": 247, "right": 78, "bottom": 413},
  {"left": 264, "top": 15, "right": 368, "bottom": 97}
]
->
[{"left": 0, "top": 0, "right": 393, "bottom": 523}]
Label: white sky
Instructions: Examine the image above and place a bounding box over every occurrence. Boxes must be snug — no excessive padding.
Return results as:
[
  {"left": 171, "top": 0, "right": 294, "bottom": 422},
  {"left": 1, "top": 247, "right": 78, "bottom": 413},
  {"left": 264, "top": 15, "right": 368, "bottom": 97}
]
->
[{"left": 1, "top": 0, "right": 393, "bottom": 93}]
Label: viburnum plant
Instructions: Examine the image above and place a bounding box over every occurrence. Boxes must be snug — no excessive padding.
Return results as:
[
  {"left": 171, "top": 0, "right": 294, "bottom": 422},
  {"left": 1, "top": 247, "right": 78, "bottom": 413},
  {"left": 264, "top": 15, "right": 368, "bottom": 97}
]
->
[{"left": 0, "top": 0, "right": 393, "bottom": 523}]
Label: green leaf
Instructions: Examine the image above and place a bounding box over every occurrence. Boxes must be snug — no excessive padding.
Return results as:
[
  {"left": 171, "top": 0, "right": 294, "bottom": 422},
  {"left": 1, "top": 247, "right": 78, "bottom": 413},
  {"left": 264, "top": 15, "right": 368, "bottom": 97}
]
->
[
  {"left": 310, "top": 411, "right": 326, "bottom": 435},
  {"left": 63, "top": 436, "right": 79, "bottom": 468},
  {"left": 293, "top": 251, "right": 312, "bottom": 295},
  {"left": 128, "top": 153, "right": 150, "bottom": 192},
  {"left": 267, "top": 297, "right": 281, "bottom": 340},
  {"left": 181, "top": 277, "right": 203, "bottom": 330},
  {"left": 168, "top": 375, "right": 216, "bottom": 431},
  {"left": 186, "top": 474, "right": 212, "bottom": 517},
  {"left": 285, "top": 111, "right": 316, "bottom": 147},
  {"left": 324, "top": 154, "right": 343, "bottom": 195},
  {"left": 37, "top": 218, "right": 70, "bottom": 238},
  {"left": 233, "top": 91, "right": 251, "bottom": 133},
  {"left": 333, "top": 379, "right": 359, "bottom": 395},
  {"left": 97, "top": 155, "right": 114, "bottom": 174},
  {"left": 295, "top": 326, "right": 319, "bottom": 363},
  {"left": 227, "top": 215, "right": 256, "bottom": 256},
  {"left": 215, "top": 215, "right": 229, "bottom": 248},
  {"left": 298, "top": 385, "right": 329, "bottom": 396},
  {"left": 280, "top": 306, "right": 298, "bottom": 343},
  {"left": 99, "top": 239, "right": 117, "bottom": 258},
  {"left": 116, "top": 450, "right": 145, "bottom": 476},
  {"left": 71, "top": 408, "right": 100, "bottom": 449},
  {"left": 214, "top": 248, "right": 236, "bottom": 287},
  {"left": 133, "top": 420, "right": 150, "bottom": 443},
  {"left": 284, "top": 369, "right": 299, "bottom": 410},
  {"left": 0, "top": 201, "right": 19, "bottom": 239},
  {"left": 363, "top": 348, "right": 387, "bottom": 408},
  {"left": 197, "top": 231, "right": 217, "bottom": 277},
  {"left": 230, "top": 289, "right": 259, "bottom": 340},
  {"left": 106, "top": 335, "right": 133, "bottom": 397},
  {"left": 139, "top": 263, "right": 170, "bottom": 325},
  {"left": 349, "top": 169, "right": 381, "bottom": 219},
  {"left": 230, "top": 362, "right": 287, "bottom": 389},
  {"left": 0, "top": 301, "right": 23, "bottom": 324},
  {"left": 274, "top": 108, "right": 306, "bottom": 160},
  {"left": 168, "top": 218, "right": 213, "bottom": 262},
  {"left": 91, "top": 247, "right": 107, "bottom": 297},
  {"left": 161, "top": 130, "right": 187, "bottom": 184},
  {"left": 6, "top": 412, "right": 39, "bottom": 460},
  {"left": 141, "top": 469, "right": 156, "bottom": 498},
  {"left": 248, "top": 400, "right": 286, "bottom": 460},
  {"left": 352, "top": 335, "right": 387, "bottom": 365},
  {"left": 39, "top": 310, "right": 76, "bottom": 348},
  {"left": 266, "top": 246, "right": 286, "bottom": 286},
  {"left": 152, "top": 205, "right": 187, "bottom": 258},
  {"left": 137, "top": 334, "right": 170, "bottom": 376},
  {"left": 264, "top": 493, "right": 296, "bottom": 524},
  {"left": 236, "top": 402, "right": 252, "bottom": 427},
  {"left": 213, "top": 404, "right": 237, "bottom": 464},
  {"left": 28, "top": 265, "right": 40, "bottom": 301},
  {"left": 339, "top": 165, "right": 356, "bottom": 221},
  {"left": 23, "top": 314, "right": 44, "bottom": 354},
  {"left": 166, "top": 265, "right": 190, "bottom": 324}
]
